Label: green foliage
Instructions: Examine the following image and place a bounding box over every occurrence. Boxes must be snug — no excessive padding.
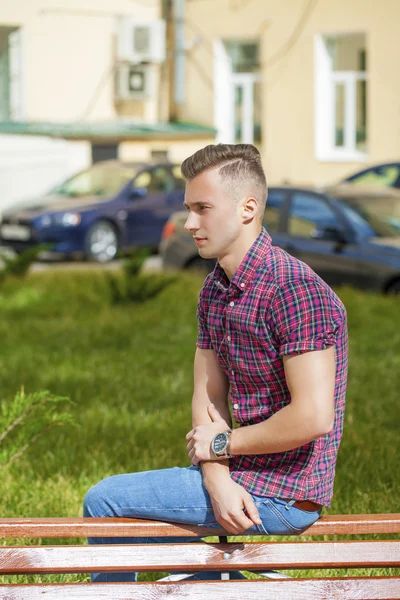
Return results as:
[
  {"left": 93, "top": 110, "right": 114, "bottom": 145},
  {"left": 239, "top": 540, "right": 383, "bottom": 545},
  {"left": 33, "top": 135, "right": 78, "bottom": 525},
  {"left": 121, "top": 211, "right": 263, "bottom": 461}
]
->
[
  {"left": 0, "top": 274, "right": 398, "bottom": 583},
  {"left": 0, "top": 389, "right": 74, "bottom": 470},
  {"left": 0, "top": 245, "right": 52, "bottom": 285},
  {"left": 109, "top": 272, "right": 178, "bottom": 304},
  {"left": 121, "top": 248, "right": 152, "bottom": 277},
  {"left": 107, "top": 249, "right": 177, "bottom": 303}
]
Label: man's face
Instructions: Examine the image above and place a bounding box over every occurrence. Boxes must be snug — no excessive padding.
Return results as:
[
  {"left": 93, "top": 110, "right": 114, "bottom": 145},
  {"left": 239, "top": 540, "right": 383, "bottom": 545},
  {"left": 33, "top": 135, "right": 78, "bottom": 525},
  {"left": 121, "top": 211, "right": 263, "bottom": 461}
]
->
[{"left": 183, "top": 168, "right": 242, "bottom": 261}]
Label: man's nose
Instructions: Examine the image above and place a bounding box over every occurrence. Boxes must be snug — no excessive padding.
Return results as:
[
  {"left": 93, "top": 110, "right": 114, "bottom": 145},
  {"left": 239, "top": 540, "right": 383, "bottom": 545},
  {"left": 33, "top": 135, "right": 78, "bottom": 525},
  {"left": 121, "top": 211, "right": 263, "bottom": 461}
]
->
[{"left": 184, "top": 211, "right": 199, "bottom": 232}]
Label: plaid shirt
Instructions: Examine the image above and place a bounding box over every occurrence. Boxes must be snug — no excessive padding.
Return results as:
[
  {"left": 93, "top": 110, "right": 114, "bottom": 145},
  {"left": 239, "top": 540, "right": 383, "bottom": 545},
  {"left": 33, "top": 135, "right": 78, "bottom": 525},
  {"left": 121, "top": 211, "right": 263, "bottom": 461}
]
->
[{"left": 197, "top": 228, "right": 348, "bottom": 507}]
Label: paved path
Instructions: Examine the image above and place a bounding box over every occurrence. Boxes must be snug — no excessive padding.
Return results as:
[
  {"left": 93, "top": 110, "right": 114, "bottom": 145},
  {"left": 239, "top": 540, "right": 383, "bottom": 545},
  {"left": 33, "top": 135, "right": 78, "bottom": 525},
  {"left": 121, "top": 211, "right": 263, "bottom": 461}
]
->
[{"left": 0, "top": 255, "right": 163, "bottom": 274}]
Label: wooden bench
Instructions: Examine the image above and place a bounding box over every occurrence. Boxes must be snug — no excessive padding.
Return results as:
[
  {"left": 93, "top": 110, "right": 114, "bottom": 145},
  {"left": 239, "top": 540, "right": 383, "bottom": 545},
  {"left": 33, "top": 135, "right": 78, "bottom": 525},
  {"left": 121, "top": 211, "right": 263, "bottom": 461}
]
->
[{"left": 0, "top": 514, "right": 399, "bottom": 598}]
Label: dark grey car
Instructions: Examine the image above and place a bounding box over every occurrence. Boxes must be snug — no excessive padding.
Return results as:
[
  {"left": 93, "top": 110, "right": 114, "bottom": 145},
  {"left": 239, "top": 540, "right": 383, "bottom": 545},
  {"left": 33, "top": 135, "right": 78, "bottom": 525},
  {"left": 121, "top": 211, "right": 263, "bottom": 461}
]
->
[{"left": 159, "top": 184, "right": 400, "bottom": 294}]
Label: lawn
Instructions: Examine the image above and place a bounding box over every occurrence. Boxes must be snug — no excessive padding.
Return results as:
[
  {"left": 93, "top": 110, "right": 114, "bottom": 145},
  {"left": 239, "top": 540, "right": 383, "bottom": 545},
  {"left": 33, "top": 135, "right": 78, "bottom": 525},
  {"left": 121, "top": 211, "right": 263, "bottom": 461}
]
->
[{"left": 0, "top": 269, "right": 399, "bottom": 582}]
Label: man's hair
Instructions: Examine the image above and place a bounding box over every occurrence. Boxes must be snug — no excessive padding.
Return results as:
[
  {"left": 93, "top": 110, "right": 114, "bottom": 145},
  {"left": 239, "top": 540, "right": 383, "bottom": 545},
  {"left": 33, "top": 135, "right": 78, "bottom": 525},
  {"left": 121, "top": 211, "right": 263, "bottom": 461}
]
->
[{"left": 181, "top": 143, "right": 268, "bottom": 219}]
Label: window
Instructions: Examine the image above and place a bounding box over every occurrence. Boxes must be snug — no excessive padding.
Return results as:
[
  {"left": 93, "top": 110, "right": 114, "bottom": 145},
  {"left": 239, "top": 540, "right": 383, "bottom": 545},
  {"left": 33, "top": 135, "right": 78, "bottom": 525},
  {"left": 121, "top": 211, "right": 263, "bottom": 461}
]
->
[
  {"left": 92, "top": 144, "right": 118, "bottom": 163},
  {"left": 315, "top": 33, "right": 367, "bottom": 161},
  {"left": 51, "top": 165, "right": 135, "bottom": 199},
  {"left": 134, "top": 171, "right": 151, "bottom": 189},
  {"left": 214, "top": 39, "right": 262, "bottom": 144},
  {"left": 148, "top": 167, "right": 174, "bottom": 194},
  {"left": 262, "top": 190, "right": 286, "bottom": 232},
  {"left": 0, "top": 27, "right": 22, "bottom": 120},
  {"left": 224, "top": 41, "right": 260, "bottom": 73},
  {"left": 151, "top": 150, "right": 169, "bottom": 162},
  {"left": 288, "top": 193, "right": 342, "bottom": 238},
  {"left": 347, "top": 164, "right": 400, "bottom": 188},
  {"left": 341, "top": 195, "right": 400, "bottom": 238},
  {"left": 172, "top": 165, "right": 186, "bottom": 189},
  {"left": 134, "top": 167, "right": 179, "bottom": 194}
]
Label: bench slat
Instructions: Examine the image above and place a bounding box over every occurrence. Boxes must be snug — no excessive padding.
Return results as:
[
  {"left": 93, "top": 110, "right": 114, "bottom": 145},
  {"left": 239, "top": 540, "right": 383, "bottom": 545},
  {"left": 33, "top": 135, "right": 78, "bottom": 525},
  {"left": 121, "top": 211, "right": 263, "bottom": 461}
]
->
[
  {"left": 0, "top": 578, "right": 399, "bottom": 599},
  {"left": 1, "top": 541, "right": 399, "bottom": 574},
  {"left": 0, "top": 514, "right": 399, "bottom": 538}
]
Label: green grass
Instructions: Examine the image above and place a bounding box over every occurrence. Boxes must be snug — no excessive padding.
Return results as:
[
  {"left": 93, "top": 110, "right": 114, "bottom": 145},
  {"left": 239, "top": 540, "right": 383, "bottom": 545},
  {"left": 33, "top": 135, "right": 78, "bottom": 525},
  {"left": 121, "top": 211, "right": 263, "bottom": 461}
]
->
[{"left": 0, "top": 271, "right": 398, "bottom": 583}]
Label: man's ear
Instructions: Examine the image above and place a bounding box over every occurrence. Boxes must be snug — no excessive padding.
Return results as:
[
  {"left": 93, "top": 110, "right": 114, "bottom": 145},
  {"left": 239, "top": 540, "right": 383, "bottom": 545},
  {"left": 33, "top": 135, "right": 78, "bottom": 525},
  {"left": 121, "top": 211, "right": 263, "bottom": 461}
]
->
[{"left": 241, "top": 197, "right": 258, "bottom": 222}]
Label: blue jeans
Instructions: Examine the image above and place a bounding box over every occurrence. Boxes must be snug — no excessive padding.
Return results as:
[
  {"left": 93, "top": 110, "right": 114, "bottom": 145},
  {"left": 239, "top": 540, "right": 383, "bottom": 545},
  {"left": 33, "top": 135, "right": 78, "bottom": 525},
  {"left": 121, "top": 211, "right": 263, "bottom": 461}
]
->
[{"left": 83, "top": 465, "right": 322, "bottom": 582}]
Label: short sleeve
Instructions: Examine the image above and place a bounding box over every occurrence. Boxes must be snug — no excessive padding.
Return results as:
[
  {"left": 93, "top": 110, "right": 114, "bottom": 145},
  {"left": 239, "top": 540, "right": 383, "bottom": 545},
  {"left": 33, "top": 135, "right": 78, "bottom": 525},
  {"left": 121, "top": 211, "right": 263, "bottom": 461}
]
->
[
  {"left": 269, "top": 278, "right": 346, "bottom": 356},
  {"left": 196, "top": 291, "right": 213, "bottom": 350}
]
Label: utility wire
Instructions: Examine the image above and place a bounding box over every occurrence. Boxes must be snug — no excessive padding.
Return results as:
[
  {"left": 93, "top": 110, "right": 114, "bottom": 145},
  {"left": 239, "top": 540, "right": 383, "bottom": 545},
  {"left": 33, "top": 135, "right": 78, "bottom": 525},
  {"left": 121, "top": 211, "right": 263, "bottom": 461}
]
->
[
  {"left": 77, "top": 64, "right": 118, "bottom": 122},
  {"left": 182, "top": 0, "right": 317, "bottom": 73},
  {"left": 262, "top": 0, "right": 318, "bottom": 70},
  {"left": 185, "top": 52, "right": 214, "bottom": 90},
  {"left": 74, "top": 0, "right": 319, "bottom": 120},
  {"left": 229, "top": 0, "right": 257, "bottom": 10},
  {"left": 184, "top": 17, "right": 214, "bottom": 57}
]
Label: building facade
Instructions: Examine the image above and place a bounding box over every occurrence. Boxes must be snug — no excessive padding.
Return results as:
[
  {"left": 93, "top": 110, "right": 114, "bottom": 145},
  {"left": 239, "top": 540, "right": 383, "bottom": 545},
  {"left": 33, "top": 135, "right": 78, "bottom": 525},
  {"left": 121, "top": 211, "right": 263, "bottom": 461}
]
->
[
  {"left": 0, "top": 0, "right": 213, "bottom": 211},
  {"left": 1, "top": 0, "right": 399, "bottom": 212},
  {"left": 181, "top": 0, "right": 400, "bottom": 185}
]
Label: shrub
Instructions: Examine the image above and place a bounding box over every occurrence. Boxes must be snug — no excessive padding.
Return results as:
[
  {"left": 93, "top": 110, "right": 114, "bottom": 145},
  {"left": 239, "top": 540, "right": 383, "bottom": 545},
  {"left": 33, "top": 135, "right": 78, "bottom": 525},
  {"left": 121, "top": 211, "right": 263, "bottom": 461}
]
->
[
  {"left": 106, "top": 249, "right": 177, "bottom": 304},
  {"left": 0, "top": 245, "right": 52, "bottom": 285}
]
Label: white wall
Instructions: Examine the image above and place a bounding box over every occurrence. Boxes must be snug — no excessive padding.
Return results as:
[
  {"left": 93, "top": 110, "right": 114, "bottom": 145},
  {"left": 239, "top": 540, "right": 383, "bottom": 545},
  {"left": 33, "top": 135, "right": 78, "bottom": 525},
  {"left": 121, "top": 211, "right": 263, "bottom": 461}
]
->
[{"left": 0, "top": 134, "right": 91, "bottom": 215}]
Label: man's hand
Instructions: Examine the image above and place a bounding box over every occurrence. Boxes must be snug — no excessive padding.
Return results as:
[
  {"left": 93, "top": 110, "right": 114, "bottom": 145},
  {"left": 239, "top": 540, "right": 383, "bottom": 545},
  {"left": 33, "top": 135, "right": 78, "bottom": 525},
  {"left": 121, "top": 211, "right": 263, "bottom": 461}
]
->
[
  {"left": 186, "top": 404, "right": 230, "bottom": 465},
  {"left": 206, "top": 476, "right": 262, "bottom": 534}
]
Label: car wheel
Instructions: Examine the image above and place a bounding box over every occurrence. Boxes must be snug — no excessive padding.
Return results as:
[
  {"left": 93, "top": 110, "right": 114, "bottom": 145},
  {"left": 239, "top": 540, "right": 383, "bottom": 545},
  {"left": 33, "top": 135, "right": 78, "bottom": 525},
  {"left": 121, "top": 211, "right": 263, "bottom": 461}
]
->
[
  {"left": 186, "top": 256, "right": 215, "bottom": 275},
  {"left": 386, "top": 279, "right": 400, "bottom": 295},
  {"left": 84, "top": 221, "right": 119, "bottom": 263}
]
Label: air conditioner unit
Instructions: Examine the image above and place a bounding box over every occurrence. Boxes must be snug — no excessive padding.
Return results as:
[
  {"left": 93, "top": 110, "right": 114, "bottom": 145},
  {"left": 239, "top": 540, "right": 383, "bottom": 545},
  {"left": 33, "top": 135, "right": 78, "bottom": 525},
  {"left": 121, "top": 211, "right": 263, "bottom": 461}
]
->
[
  {"left": 116, "top": 64, "right": 155, "bottom": 100},
  {"left": 117, "top": 18, "right": 166, "bottom": 64}
]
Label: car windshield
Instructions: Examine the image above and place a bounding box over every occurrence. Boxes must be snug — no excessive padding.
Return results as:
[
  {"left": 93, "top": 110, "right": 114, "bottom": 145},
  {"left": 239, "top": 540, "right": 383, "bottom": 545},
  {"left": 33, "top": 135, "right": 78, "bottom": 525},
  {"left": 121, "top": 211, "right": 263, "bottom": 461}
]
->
[
  {"left": 349, "top": 165, "right": 400, "bottom": 187},
  {"left": 339, "top": 195, "right": 400, "bottom": 238},
  {"left": 48, "top": 164, "right": 138, "bottom": 199}
]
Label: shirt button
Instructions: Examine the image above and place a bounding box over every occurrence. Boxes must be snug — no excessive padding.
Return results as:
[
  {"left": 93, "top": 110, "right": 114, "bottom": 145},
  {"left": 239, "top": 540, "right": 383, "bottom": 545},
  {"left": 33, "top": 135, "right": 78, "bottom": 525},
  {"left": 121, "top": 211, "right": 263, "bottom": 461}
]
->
[
  {"left": 227, "top": 335, "right": 231, "bottom": 342},
  {"left": 231, "top": 370, "right": 235, "bottom": 376},
  {"left": 240, "top": 283, "right": 245, "bottom": 288},
  {"left": 233, "top": 403, "right": 239, "bottom": 409},
  {"left": 229, "top": 301, "right": 235, "bottom": 307}
]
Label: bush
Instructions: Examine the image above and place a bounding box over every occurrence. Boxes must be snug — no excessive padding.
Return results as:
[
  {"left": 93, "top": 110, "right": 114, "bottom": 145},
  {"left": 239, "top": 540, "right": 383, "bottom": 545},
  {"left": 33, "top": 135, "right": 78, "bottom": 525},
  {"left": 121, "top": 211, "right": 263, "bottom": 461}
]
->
[
  {"left": 0, "top": 245, "right": 52, "bottom": 285},
  {"left": 106, "top": 248, "right": 177, "bottom": 304},
  {"left": 121, "top": 248, "right": 152, "bottom": 278}
]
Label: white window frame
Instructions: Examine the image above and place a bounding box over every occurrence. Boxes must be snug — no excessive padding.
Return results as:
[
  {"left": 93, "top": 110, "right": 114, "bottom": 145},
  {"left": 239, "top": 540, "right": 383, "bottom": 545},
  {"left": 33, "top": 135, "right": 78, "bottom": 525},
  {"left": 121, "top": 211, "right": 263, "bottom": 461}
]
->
[
  {"left": 314, "top": 33, "right": 367, "bottom": 162},
  {"left": 214, "top": 40, "right": 234, "bottom": 143},
  {"left": 232, "top": 72, "right": 260, "bottom": 144},
  {"left": 7, "top": 28, "right": 24, "bottom": 121},
  {"left": 214, "top": 40, "right": 260, "bottom": 144}
]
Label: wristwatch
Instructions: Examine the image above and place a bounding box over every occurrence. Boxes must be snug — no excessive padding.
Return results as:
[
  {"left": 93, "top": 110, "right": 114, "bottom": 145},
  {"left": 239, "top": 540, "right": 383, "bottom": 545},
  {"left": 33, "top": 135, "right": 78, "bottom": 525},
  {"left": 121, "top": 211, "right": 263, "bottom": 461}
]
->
[{"left": 211, "top": 429, "right": 233, "bottom": 458}]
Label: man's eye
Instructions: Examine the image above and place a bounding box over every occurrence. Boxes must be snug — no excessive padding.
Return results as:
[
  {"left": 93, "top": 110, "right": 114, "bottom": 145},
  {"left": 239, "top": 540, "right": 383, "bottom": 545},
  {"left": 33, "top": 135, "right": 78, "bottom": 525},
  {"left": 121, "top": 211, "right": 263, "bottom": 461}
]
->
[{"left": 199, "top": 206, "right": 209, "bottom": 211}]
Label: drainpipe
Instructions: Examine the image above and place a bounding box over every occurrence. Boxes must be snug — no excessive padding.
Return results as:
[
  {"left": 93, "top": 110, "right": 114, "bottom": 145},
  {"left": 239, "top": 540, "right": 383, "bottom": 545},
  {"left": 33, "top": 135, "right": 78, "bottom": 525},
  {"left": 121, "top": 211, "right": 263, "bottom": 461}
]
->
[
  {"left": 174, "top": 0, "right": 185, "bottom": 110},
  {"left": 165, "top": 0, "right": 184, "bottom": 122}
]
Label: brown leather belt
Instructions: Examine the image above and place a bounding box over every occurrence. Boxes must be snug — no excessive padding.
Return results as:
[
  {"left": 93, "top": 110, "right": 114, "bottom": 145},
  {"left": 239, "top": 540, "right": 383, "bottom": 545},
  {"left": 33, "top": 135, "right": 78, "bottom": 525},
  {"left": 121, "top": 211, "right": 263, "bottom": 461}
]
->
[{"left": 282, "top": 499, "right": 323, "bottom": 512}]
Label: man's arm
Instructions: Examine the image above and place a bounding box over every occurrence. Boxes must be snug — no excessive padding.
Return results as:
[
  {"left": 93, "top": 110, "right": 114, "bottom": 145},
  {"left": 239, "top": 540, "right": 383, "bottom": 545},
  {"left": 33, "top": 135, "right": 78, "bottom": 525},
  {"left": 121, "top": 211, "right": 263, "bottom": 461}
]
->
[
  {"left": 188, "top": 346, "right": 335, "bottom": 461},
  {"left": 191, "top": 347, "right": 231, "bottom": 429},
  {"left": 230, "top": 346, "right": 335, "bottom": 454},
  {"left": 188, "top": 348, "right": 261, "bottom": 533}
]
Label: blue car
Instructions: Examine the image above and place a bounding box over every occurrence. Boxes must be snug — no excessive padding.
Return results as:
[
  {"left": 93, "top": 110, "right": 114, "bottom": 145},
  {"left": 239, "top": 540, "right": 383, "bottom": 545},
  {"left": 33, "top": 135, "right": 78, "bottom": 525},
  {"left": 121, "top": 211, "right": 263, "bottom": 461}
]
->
[
  {"left": 161, "top": 183, "right": 400, "bottom": 294},
  {"left": 0, "top": 161, "right": 186, "bottom": 262}
]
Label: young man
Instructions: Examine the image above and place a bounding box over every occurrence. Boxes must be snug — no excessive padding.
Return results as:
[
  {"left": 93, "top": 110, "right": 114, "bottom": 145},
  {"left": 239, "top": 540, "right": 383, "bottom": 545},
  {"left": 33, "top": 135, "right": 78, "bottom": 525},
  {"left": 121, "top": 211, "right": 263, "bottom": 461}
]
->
[{"left": 83, "top": 143, "right": 348, "bottom": 581}]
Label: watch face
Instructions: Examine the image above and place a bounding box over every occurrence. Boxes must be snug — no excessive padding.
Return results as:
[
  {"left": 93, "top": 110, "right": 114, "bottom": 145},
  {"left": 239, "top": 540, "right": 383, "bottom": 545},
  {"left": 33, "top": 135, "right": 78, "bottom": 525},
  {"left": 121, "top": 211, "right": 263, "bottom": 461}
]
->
[{"left": 213, "top": 432, "right": 228, "bottom": 454}]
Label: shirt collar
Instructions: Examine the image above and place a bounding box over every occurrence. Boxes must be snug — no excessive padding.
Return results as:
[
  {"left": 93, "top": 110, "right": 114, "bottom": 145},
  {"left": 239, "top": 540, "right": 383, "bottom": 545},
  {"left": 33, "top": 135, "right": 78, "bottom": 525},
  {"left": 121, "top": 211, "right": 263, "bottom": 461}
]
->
[{"left": 212, "top": 227, "right": 272, "bottom": 293}]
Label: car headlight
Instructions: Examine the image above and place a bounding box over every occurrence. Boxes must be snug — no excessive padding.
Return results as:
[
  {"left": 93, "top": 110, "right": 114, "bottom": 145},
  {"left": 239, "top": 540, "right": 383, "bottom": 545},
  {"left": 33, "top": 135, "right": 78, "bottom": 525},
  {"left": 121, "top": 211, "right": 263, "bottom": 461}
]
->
[
  {"left": 39, "top": 215, "right": 52, "bottom": 228},
  {"left": 60, "top": 212, "right": 81, "bottom": 226}
]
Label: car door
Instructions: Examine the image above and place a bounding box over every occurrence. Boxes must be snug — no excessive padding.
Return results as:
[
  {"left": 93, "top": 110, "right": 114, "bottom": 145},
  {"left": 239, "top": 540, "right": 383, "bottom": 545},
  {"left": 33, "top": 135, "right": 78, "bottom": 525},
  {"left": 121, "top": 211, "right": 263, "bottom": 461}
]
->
[
  {"left": 279, "top": 190, "right": 363, "bottom": 287},
  {"left": 125, "top": 166, "right": 184, "bottom": 248}
]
